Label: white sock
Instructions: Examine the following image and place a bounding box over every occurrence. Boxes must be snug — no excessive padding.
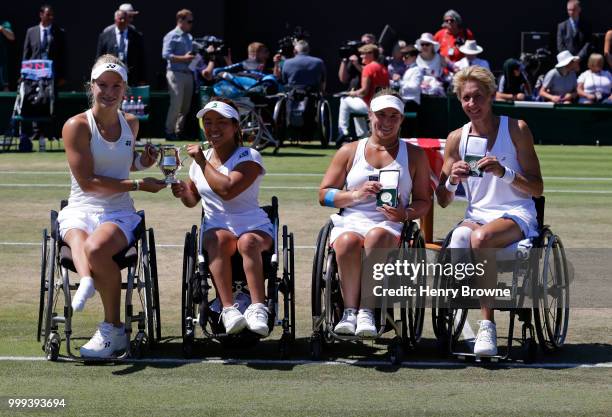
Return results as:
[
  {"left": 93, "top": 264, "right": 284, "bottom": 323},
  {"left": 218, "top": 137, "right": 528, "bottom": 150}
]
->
[{"left": 72, "top": 276, "right": 95, "bottom": 312}]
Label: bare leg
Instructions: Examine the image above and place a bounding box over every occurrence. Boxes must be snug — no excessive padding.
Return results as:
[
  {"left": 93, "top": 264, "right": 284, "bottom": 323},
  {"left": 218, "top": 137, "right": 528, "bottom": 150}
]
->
[
  {"left": 204, "top": 229, "right": 237, "bottom": 308},
  {"left": 236, "top": 231, "right": 273, "bottom": 304},
  {"left": 83, "top": 223, "right": 129, "bottom": 326},
  {"left": 332, "top": 232, "right": 364, "bottom": 309},
  {"left": 63, "top": 229, "right": 92, "bottom": 278}
]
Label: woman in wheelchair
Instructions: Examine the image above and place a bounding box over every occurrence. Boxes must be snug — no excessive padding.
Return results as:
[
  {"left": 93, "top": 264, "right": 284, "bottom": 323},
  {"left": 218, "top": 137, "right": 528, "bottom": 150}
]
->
[
  {"left": 318, "top": 90, "right": 431, "bottom": 337},
  {"left": 171, "top": 97, "right": 273, "bottom": 337},
  {"left": 436, "top": 66, "right": 543, "bottom": 357},
  {"left": 59, "top": 55, "right": 166, "bottom": 358}
]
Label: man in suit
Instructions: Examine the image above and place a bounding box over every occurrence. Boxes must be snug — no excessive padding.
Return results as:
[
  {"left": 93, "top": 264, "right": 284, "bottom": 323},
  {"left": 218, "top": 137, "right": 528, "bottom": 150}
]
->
[
  {"left": 22, "top": 4, "right": 66, "bottom": 86},
  {"left": 557, "top": 0, "right": 592, "bottom": 68},
  {"left": 96, "top": 10, "right": 145, "bottom": 86}
]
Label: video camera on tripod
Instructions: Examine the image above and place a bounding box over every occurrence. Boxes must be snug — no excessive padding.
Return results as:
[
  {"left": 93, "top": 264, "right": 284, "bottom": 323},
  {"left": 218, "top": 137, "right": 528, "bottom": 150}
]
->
[
  {"left": 338, "top": 40, "right": 364, "bottom": 59},
  {"left": 277, "top": 26, "right": 310, "bottom": 56}
]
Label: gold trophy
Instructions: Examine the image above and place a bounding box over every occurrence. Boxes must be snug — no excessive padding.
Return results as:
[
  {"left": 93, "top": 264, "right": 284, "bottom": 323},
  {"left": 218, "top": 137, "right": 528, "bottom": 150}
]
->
[{"left": 158, "top": 145, "right": 183, "bottom": 184}]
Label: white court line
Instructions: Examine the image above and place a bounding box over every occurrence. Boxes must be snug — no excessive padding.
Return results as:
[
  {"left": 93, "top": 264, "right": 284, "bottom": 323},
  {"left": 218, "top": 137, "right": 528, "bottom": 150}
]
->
[
  {"left": 0, "top": 356, "right": 611, "bottom": 368},
  {"left": 1, "top": 184, "right": 612, "bottom": 193},
  {"left": 0, "top": 242, "right": 317, "bottom": 249}
]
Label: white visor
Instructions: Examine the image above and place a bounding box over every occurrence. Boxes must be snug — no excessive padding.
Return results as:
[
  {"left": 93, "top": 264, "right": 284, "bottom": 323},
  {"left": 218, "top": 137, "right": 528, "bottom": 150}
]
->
[
  {"left": 196, "top": 101, "right": 240, "bottom": 121},
  {"left": 370, "top": 95, "right": 405, "bottom": 114},
  {"left": 90, "top": 63, "right": 128, "bottom": 82}
]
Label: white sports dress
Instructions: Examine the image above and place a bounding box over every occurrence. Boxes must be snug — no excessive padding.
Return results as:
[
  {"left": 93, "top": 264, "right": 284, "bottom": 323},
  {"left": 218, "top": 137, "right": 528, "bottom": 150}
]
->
[
  {"left": 459, "top": 116, "right": 538, "bottom": 238},
  {"left": 330, "top": 138, "right": 412, "bottom": 243}
]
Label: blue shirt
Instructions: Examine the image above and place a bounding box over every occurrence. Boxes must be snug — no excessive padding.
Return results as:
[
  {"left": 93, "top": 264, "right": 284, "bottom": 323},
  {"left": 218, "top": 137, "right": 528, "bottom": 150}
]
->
[
  {"left": 162, "top": 27, "right": 193, "bottom": 72},
  {"left": 281, "top": 53, "right": 326, "bottom": 90}
]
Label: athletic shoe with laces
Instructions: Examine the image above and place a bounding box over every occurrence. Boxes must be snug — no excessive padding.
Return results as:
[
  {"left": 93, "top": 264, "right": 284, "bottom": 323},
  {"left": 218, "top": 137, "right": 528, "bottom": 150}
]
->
[
  {"left": 80, "top": 322, "right": 124, "bottom": 358},
  {"left": 244, "top": 303, "right": 269, "bottom": 337},
  {"left": 355, "top": 308, "right": 377, "bottom": 338},
  {"left": 220, "top": 304, "right": 247, "bottom": 335},
  {"left": 474, "top": 320, "right": 498, "bottom": 356},
  {"left": 334, "top": 308, "right": 357, "bottom": 335}
]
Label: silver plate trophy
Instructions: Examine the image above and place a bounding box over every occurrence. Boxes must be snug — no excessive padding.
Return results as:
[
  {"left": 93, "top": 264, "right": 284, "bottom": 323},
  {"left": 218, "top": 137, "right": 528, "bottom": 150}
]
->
[{"left": 158, "top": 145, "right": 183, "bottom": 184}]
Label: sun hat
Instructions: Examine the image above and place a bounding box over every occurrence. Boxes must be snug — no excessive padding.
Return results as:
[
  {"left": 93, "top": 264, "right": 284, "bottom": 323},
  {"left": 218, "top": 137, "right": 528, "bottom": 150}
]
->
[
  {"left": 555, "top": 50, "right": 579, "bottom": 68},
  {"left": 196, "top": 100, "right": 240, "bottom": 121},
  {"left": 415, "top": 33, "right": 440, "bottom": 52},
  {"left": 458, "top": 40, "right": 483, "bottom": 56}
]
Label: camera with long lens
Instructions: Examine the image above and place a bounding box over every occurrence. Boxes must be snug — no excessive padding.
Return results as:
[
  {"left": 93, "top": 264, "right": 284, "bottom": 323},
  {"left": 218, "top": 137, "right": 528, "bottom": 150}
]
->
[
  {"left": 277, "top": 25, "right": 310, "bottom": 56},
  {"left": 339, "top": 40, "right": 364, "bottom": 59},
  {"left": 193, "top": 35, "right": 227, "bottom": 61}
]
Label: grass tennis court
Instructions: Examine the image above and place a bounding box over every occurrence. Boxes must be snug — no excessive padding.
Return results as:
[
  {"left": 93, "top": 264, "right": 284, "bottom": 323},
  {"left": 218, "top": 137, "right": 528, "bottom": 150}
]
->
[{"left": 1, "top": 143, "right": 611, "bottom": 416}]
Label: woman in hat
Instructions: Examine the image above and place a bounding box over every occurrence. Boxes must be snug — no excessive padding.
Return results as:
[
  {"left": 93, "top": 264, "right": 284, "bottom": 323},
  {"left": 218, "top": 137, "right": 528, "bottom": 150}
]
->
[
  {"left": 171, "top": 97, "right": 273, "bottom": 337},
  {"left": 539, "top": 50, "right": 580, "bottom": 103},
  {"left": 436, "top": 66, "right": 543, "bottom": 357},
  {"left": 415, "top": 33, "right": 450, "bottom": 96},
  {"left": 60, "top": 54, "right": 166, "bottom": 358},
  {"left": 453, "top": 40, "right": 490, "bottom": 71},
  {"left": 319, "top": 89, "right": 431, "bottom": 337}
]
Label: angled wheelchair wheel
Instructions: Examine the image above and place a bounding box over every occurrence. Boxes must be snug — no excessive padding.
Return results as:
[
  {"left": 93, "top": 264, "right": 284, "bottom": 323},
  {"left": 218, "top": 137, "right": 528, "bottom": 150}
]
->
[
  {"left": 137, "top": 232, "right": 155, "bottom": 349},
  {"left": 37, "top": 228, "right": 49, "bottom": 342},
  {"left": 282, "top": 225, "right": 296, "bottom": 342},
  {"left": 533, "top": 229, "right": 569, "bottom": 353},
  {"left": 273, "top": 96, "right": 287, "bottom": 146},
  {"left": 318, "top": 99, "right": 333, "bottom": 148},
  {"left": 401, "top": 223, "right": 426, "bottom": 346},
  {"left": 148, "top": 228, "right": 162, "bottom": 342},
  {"left": 41, "top": 231, "right": 59, "bottom": 357},
  {"left": 181, "top": 226, "right": 198, "bottom": 356}
]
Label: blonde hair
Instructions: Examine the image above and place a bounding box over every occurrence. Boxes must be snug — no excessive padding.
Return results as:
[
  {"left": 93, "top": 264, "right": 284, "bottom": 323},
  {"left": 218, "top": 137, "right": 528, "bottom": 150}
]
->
[
  {"left": 86, "top": 54, "right": 127, "bottom": 107},
  {"left": 358, "top": 43, "right": 380, "bottom": 59},
  {"left": 453, "top": 66, "right": 497, "bottom": 97},
  {"left": 587, "top": 53, "right": 604, "bottom": 70},
  {"left": 248, "top": 42, "right": 266, "bottom": 55}
]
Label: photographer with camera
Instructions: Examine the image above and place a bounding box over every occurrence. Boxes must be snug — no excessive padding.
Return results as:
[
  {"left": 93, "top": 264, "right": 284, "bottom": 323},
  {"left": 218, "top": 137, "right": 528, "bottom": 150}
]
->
[
  {"left": 192, "top": 35, "right": 232, "bottom": 85},
  {"left": 337, "top": 43, "right": 389, "bottom": 146},
  {"left": 213, "top": 42, "right": 271, "bottom": 77},
  {"left": 338, "top": 33, "right": 376, "bottom": 88}
]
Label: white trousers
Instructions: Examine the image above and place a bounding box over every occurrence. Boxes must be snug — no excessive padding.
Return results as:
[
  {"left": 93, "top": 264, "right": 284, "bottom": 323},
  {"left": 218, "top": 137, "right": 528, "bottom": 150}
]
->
[{"left": 338, "top": 96, "right": 369, "bottom": 137}]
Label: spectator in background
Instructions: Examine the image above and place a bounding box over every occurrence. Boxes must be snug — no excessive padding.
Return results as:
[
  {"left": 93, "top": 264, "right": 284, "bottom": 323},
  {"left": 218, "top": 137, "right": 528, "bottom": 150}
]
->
[
  {"left": 104, "top": 3, "right": 140, "bottom": 33},
  {"left": 434, "top": 9, "right": 474, "bottom": 64},
  {"left": 415, "top": 33, "right": 448, "bottom": 97},
  {"left": 281, "top": 40, "right": 326, "bottom": 92},
  {"left": 387, "top": 41, "right": 408, "bottom": 90},
  {"left": 453, "top": 40, "right": 490, "bottom": 71},
  {"left": 557, "top": 0, "right": 592, "bottom": 68},
  {"left": 399, "top": 45, "right": 423, "bottom": 110},
  {"left": 604, "top": 30, "right": 612, "bottom": 70},
  {"left": 338, "top": 33, "right": 377, "bottom": 90},
  {"left": 577, "top": 53, "right": 612, "bottom": 104},
  {"left": 0, "top": 19, "right": 15, "bottom": 91},
  {"left": 162, "top": 9, "right": 195, "bottom": 141},
  {"left": 496, "top": 58, "right": 532, "bottom": 102},
  {"left": 214, "top": 42, "right": 269, "bottom": 76},
  {"left": 96, "top": 10, "right": 145, "bottom": 86},
  {"left": 539, "top": 50, "right": 579, "bottom": 104},
  {"left": 23, "top": 4, "right": 66, "bottom": 86},
  {"left": 337, "top": 43, "right": 389, "bottom": 145}
]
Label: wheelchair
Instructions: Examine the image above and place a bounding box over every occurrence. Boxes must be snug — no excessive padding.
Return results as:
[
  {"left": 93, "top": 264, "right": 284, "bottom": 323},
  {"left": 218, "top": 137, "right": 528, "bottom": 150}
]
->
[
  {"left": 310, "top": 219, "right": 427, "bottom": 364},
  {"left": 272, "top": 87, "right": 333, "bottom": 147},
  {"left": 36, "top": 201, "right": 161, "bottom": 361},
  {"left": 181, "top": 196, "right": 296, "bottom": 358},
  {"left": 431, "top": 197, "right": 569, "bottom": 363}
]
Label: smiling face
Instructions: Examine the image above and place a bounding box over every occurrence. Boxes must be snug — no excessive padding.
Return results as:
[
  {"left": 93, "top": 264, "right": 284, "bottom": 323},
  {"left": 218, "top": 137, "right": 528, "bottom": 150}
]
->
[
  {"left": 92, "top": 71, "right": 126, "bottom": 109},
  {"left": 369, "top": 108, "right": 403, "bottom": 141},
  {"left": 202, "top": 111, "right": 239, "bottom": 148},
  {"left": 459, "top": 80, "right": 494, "bottom": 122}
]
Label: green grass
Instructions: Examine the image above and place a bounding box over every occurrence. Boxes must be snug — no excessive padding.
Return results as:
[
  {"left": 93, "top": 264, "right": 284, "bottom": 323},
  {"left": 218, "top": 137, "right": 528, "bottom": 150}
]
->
[{"left": 1, "top": 143, "right": 612, "bottom": 416}]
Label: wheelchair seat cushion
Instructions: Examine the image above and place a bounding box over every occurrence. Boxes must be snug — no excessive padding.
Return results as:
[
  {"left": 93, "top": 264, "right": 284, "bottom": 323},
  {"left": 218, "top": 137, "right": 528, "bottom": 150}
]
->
[{"left": 59, "top": 243, "right": 138, "bottom": 272}]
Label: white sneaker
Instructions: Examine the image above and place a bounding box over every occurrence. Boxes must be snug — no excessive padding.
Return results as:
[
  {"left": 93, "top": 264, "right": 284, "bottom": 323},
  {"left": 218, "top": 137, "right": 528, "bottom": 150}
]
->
[
  {"left": 221, "top": 304, "right": 247, "bottom": 335},
  {"left": 334, "top": 308, "right": 357, "bottom": 335},
  {"left": 244, "top": 303, "right": 269, "bottom": 337},
  {"left": 474, "top": 320, "right": 498, "bottom": 356},
  {"left": 80, "top": 322, "right": 121, "bottom": 358},
  {"left": 72, "top": 277, "right": 96, "bottom": 312},
  {"left": 355, "top": 308, "right": 377, "bottom": 338}
]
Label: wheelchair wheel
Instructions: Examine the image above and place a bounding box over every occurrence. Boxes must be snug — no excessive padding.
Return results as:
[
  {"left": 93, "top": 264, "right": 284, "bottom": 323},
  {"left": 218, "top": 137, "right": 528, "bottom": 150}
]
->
[
  {"left": 533, "top": 229, "right": 569, "bottom": 352},
  {"left": 282, "top": 225, "right": 296, "bottom": 342},
  {"left": 148, "top": 228, "right": 162, "bottom": 342},
  {"left": 41, "top": 232, "right": 59, "bottom": 357},
  {"left": 181, "top": 226, "right": 197, "bottom": 356},
  {"left": 401, "top": 223, "right": 426, "bottom": 346},
  {"left": 273, "top": 96, "right": 287, "bottom": 145},
  {"left": 37, "top": 228, "right": 49, "bottom": 342},
  {"left": 318, "top": 99, "right": 333, "bottom": 148},
  {"left": 137, "top": 233, "right": 155, "bottom": 349}
]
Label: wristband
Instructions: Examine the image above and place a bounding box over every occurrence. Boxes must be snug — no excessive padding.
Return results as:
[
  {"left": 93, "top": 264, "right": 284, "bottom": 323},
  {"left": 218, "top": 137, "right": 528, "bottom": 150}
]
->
[
  {"left": 501, "top": 166, "right": 515, "bottom": 184},
  {"left": 134, "top": 154, "right": 147, "bottom": 171},
  {"left": 132, "top": 179, "right": 140, "bottom": 191},
  {"left": 323, "top": 189, "right": 339, "bottom": 207},
  {"left": 445, "top": 177, "right": 458, "bottom": 192}
]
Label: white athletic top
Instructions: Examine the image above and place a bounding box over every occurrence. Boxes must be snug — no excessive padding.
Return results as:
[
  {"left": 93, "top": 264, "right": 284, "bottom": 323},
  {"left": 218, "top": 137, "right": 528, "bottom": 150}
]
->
[
  {"left": 331, "top": 138, "right": 412, "bottom": 234},
  {"left": 189, "top": 146, "right": 270, "bottom": 229},
  {"left": 459, "top": 116, "right": 537, "bottom": 236},
  {"left": 66, "top": 109, "right": 135, "bottom": 212}
]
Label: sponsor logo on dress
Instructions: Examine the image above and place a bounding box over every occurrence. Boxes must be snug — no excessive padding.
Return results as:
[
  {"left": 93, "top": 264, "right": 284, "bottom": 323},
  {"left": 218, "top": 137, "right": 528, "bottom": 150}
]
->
[{"left": 238, "top": 150, "right": 248, "bottom": 159}]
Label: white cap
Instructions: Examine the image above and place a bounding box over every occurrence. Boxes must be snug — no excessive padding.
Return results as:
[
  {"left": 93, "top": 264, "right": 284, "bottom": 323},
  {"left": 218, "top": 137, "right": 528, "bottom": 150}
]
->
[
  {"left": 555, "top": 50, "right": 579, "bottom": 68},
  {"left": 90, "top": 62, "right": 128, "bottom": 82},
  {"left": 196, "top": 101, "right": 240, "bottom": 121},
  {"left": 119, "top": 3, "right": 139, "bottom": 14},
  {"left": 370, "top": 95, "right": 405, "bottom": 114}
]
